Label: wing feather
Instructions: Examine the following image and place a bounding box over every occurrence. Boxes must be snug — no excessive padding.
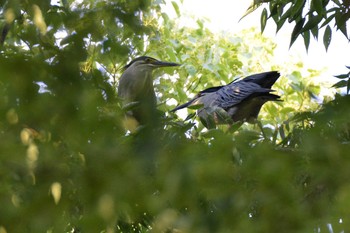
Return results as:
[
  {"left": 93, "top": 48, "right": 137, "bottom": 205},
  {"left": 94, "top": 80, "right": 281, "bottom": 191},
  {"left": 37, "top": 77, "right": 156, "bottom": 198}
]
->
[{"left": 216, "top": 81, "right": 272, "bottom": 109}]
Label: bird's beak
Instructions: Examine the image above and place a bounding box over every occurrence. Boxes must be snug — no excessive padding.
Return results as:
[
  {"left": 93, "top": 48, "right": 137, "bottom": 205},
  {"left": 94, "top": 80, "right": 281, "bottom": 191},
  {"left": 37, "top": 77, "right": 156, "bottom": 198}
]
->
[{"left": 153, "top": 60, "right": 181, "bottom": 68}]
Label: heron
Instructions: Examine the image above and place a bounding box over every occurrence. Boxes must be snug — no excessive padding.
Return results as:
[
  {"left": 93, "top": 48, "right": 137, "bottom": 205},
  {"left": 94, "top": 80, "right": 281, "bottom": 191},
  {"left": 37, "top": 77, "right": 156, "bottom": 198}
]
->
[
  {"left": 118, "top": 56, "right": 180, "bottom": 125},
  {"left": 171, "top": 71, "right": 281, "bottom": 129}
]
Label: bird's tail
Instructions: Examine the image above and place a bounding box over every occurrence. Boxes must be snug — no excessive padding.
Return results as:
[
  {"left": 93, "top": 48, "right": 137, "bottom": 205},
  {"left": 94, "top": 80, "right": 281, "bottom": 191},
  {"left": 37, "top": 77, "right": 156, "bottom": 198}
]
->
[
  {"left": 263, "top": 92, "right": 282, "bottom": 101},
  {"left": 243, "top": 71, "right": 280, "bottom": 88}
]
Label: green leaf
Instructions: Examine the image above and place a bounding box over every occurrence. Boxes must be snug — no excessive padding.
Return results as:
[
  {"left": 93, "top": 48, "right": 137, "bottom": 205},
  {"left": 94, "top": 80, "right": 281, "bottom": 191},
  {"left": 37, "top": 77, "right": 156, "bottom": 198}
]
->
[
  {"left": 276, "top": 17, "right": 287, "bottom": 33},
  {"left": 290, "top": 18, "right": 305, "bottom": 48},
  {"left": 333, "top": 0, "right": 342, "bottom": 6},
  {"left": 302, "top": 15, "right": 322, "bottom": 32},
  {"left": 322, "top": 0, "right": 330, "bottom": 7},
  {"left": 279, "top": 125, "right": 286, "bottom": 140},
  {"left": 312, "top": 0, "right": 325, "bottom": 16},
  {"left": 171, "top": 1, "right": 181, "bottom": 17},
  {"left": 320, "top": 14, "right": 335, "bottom": 28},
  {"left": 269, "top": 3, "right": 279, "bottom": 23},
  {"left": 335, "top": 13, "right": 349, "bottom": 39},
  {"left": 188, "top": 103, "right": 204, "bottom": 110},
  {"left": 240, "top": 2, "right": 262, "bottom": 21},
  {"left": 214, "top": 108, "right": 234, "bottom": 125},
  {"left": 261, "top": 8, "right": 268, "bottom": 33},
  {"left": 196, "top": 19, "right": 203, "bottom": 29},
  {"left": 200, "top": 128, "right": 222, "bottom": 138},
  {"left": 302, "top": 30, "right": 310, "bottom": 52},
  {"left": 289, "top": 0, "right": 306, "bottom": 22},
  {"left": 332, "top": 80, "right": 347, "bottom": 88},
  {"left": 184, "top": 112, "right": 196, "bottom": 121},
  {"left": 311, "top": 26, "right": 319, "bottom": 39},
  {"left": 280, "top": 107, "right": 295, "bottom": 115},
  {"left": 165, "top": 47, "right": 177, "bottom": 61},
  {"left": 323, "top": 25, "right": 332, "bottom": 51},
  {"left": 280, "top": 7, "right": 293, "bottom": 21},
  {"left": 334, "top": 74, "right": 350, "bottom": 79}
]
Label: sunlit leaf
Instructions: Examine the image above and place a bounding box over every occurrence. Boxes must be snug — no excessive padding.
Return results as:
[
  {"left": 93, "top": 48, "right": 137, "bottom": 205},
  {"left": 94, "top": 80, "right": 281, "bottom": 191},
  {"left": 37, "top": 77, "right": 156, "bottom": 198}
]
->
[
  {"left": 188, "top": 103, "right": 204, "bottom": 110},
  {"left": 171, "top": 1, "right": 181, "bottom": 17},
  {"left": 1, "top": 1, "right": 349, "bottom": 232},
  {"left": 240, "top": 2, "right": 262, "bottom": 21}
]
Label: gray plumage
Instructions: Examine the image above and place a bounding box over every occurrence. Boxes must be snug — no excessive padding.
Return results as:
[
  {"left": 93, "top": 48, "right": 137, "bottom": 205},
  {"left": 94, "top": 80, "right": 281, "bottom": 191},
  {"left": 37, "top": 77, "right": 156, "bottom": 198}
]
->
[
  {"left": 171, "top": 71, "right": 281, "bottom": 128},
  {"left": 118, "top": 56, "right": 180, "bottom": 124}
]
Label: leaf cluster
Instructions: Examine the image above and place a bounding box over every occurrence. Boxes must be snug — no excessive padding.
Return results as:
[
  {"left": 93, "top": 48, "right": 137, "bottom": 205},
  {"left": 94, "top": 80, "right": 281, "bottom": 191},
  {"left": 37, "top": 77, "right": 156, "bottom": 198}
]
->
[{"left": 246, "top": 0, "right": 350, "bottom": 51}]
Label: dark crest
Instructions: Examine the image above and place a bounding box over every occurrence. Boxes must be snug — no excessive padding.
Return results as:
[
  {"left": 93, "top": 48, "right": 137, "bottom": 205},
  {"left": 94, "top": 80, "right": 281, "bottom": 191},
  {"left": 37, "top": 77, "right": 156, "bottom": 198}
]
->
[{"left": 123, "top": 56, "right": 156, "bottom": 70}]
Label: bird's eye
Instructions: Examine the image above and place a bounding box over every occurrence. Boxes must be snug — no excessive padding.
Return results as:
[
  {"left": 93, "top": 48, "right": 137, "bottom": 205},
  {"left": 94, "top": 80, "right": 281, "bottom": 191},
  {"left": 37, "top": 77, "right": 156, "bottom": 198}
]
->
[{"left": 145, "top": 58, "right": 153, "bottom": 63}]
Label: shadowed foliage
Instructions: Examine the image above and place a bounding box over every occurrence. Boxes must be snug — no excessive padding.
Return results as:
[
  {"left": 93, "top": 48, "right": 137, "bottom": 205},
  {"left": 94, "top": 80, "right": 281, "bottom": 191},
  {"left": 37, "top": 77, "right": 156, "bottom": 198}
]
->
[{"left": 0, "top": 0, "right": 349, "bottom": 232}]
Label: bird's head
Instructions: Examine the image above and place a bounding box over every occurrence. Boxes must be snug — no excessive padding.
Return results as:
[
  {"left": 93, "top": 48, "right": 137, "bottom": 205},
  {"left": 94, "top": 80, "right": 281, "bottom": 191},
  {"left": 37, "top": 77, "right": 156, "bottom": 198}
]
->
[{"left": 123, "top": 56, "right": 180, "bottom": 73}]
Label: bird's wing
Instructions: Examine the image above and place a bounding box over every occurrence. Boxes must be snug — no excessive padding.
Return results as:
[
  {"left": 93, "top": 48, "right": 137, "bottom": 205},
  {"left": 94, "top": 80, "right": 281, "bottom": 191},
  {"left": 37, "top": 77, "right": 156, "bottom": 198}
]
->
[
  {"left": 216, "top": 81, "right": 272, "bottom": 109},
  {"left": 199, "top": 85, "right": 225, "bottom": 94},
  {"left": 171, "top": 85, "right": 224, "bottom": 112}
]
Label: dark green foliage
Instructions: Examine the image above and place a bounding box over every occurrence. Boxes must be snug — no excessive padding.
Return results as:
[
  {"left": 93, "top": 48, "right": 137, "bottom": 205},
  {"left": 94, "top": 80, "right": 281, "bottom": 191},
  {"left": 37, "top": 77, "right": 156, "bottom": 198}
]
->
[
  {"left": 244, "top": 0, "right": 350, "bottom": 50},
  {"left": 333, "top": 66, "right": 350, "bottom": 94},
  {"left": 0, "top": 0, "right": 349, "bottom": 232}
]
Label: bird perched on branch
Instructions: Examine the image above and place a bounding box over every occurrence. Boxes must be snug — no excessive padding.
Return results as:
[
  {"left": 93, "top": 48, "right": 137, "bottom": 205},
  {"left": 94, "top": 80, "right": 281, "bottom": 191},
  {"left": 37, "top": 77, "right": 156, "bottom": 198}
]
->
[
  {"left": 118, "top": 56, "right": 180, "bottom": 125},
  {"left": 171, "top": 71, "right": 281, "bottom": 129}
]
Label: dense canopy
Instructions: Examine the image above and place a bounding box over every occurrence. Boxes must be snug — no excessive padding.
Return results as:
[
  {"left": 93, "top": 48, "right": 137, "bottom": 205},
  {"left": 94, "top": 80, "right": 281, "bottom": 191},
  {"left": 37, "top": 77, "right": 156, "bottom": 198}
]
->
[{"left": 1, "top": 0, "right": 350, "bottom": 232}]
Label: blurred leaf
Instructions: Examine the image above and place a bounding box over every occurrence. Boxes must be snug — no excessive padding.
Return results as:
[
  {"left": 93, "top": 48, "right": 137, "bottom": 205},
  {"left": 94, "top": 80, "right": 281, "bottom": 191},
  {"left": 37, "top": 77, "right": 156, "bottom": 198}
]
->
[
  {"left": 280, "top": 107, "right": 295, "bottom": 115},
  {"left": 1, "top": 1, "right": 348, "bottom": 232},
  {"left": 171, "top": 1, "right": 181, "bottom": 17},
  {"left": 184, "top": 112, "right": 196, "bottom": 121},
  {"left": 323, "top": 25, "right": 332, "bottom": 51},
  {"left": 188, "top": 103, "right": 204, "bottom": 110},
  {"left": 240, "top": 2, "right": 262, "bottom": 21},
  {"left": 261, "top": 8, "right": 268, "bottom": 33}
]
